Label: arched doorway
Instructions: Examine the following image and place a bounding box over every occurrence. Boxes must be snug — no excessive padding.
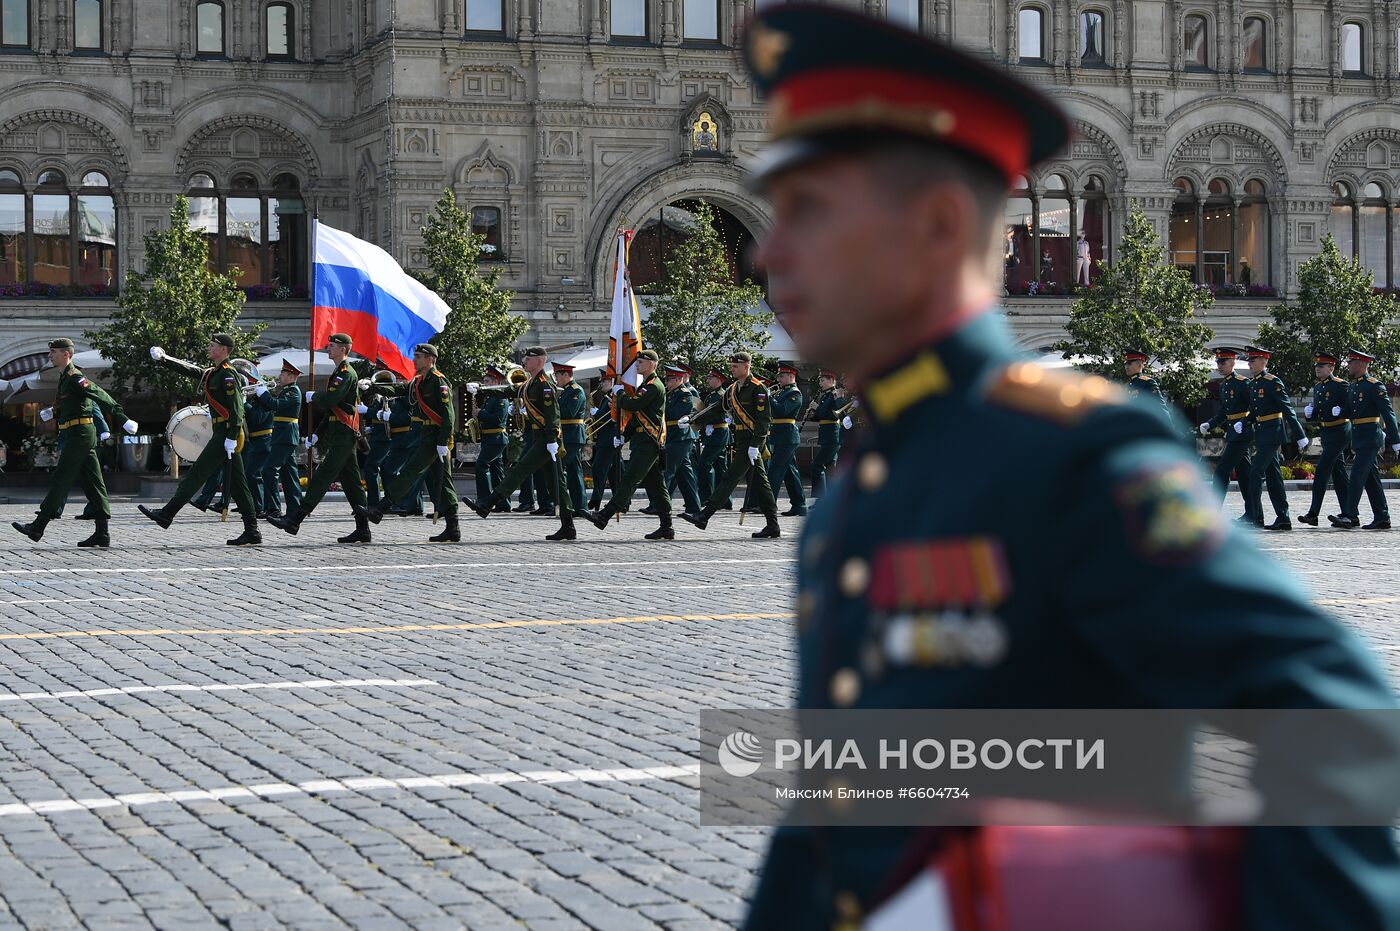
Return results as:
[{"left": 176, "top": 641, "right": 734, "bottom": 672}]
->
[{"left": 627, "top": 199, "right": 765, "bottom": 294}]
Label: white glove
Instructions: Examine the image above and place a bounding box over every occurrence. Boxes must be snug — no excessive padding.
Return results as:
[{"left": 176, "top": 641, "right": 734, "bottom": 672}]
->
[
  {"left": 1297, "top": 437, "right": 1310, "bottom": 451},
  {"left": 589, "top": 406, "right": 598, "bottom": 416},
  {"left": 612, "top": 384, "right": 625, "bottom": 394},
  {"left": 39, "top": 407, "right": 54, "bottom": 422},
  {"left": 1233, "top": 421, "right": 1244, "bottom": 435},
  {"left": 1198, "top": 422, "right": 1210, "bottom": 436},
  {"left": 705, "top": 425, "right": 714, "bottom": 437},
  {"left": 377, "top": 409, "right": 391, "bottom": 422},
  {"left": 98, "top": 431, "right": 111, "bottom": 441},
  {"left": 355, "top": 403, "right": 368, "bottom": 414},
  {"left": 677, "top": 416, "right": 690, "bottom": 429},
  {"left": 149, "top": 346, "right": 165, "bottom": 361},
  {"left": 358, "top": 379, "right": 372, "bottom": 390},
  {"left": 436, "top": 444, "right": 449, "bottom": 460},
  {"left": 724, "top": 415, "right": 734, "bottom": 425},
  {"left": 466, "top": 382, "right": 479, "bottom": 395},
  {"left": 223, "top": 437, "right": 237, "bottom": 457},
  {"left": 748, "top": 446, "right": 760, "bottom": 464},
  {"left": 842, "top": 416, "right": 854, "bottom": 430},
  {"left": 547, "top": 442, "right": 559, "bottom": 460},
  {"left": 1391, "top": 443, "right": 1400, "bottom": 453},
  {"left": 1303, "top": 404, "right": 1314, "bottom": 418},
  {"left": 255, "top": 384, "right": 268, "bottom": 397},
  {"left": 122, "top": 419, "right": 138, "bottom": 435},
  {"left": 304, "top": 390, "right": 315, "bottom": 402},
  {"left": 1332, "top": 406, "right": 1343, "bottom": 417},
  {"left": 613, "top": 436, "right": 624, "bottom": 448},
  {"left": 305, "top": 434, "right": 318, "bottom": 448}
]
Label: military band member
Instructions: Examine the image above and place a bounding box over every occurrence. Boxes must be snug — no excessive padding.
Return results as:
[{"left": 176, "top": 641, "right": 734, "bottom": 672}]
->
[
  {"left": 1123, "top": 349, "right": 1171, "bottom": 417},
  {"left": 554, "top": 361, "right": 589, "bottom": 516},
  {"left": 475, "top": 364, "right": 511, "bottom": 510},
  {"left": 739, "top": 6, "right": 1400, "bottom": 930},
  {"left": 1198, "top": 347, "right": 1260, "bottom": 524},
  {"left": 1333, "top": 349, "right": 1400, "bottom": 530},
  {"left": 241, "top": 372, "right": 276, "bottom": 517},
  {"left": 252, "top": 359, "right": 302, "bottom": 518},
  {"left": 362, "top": 370, "right": 396, "bottom": 508},
  {"left": 138, "top": 335, "right": 260, "bottom": 546},
  {"left": 1244, "top": 346, "right": 1308, "bottom": 531},
  {"left": 588, "top": 371, "right": 621, "bottom": 510},
  {"left": 382, "top": 392, "right": 425, "bottom": 516},
  {"left": 679, "top": 350, "right": 780, "bottom": 538},
  {"left": 360, "top": 344, "right": 460, "bottom": 542},
  {"left": 266, "top": 333, "right": 371, "bottom": 543},
  {"left": 809, "top": 368, "right": 851, "bottom": 500},
  {"left": 694, "top": 367, "right": 733, "bottom": 509},
  {"left": 464, "top": 347, "right": 576, "bottom": 541},
  {"left": 661, "top": 362, "right": 704, "bottom": 517},
  {"left": 584, "top": 350, "right": 675, "bottom": 539},
  {"left": 1298, "top": 352, "right": 1351, "bottom": 526},
  {"left": 768, "top": 361, "right": 808, "bottom": 517},
  {"left": 12, "top": 338, "right": 138, "bottom": 547}
]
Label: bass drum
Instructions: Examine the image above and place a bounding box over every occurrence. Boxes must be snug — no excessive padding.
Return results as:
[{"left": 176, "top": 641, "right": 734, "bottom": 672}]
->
[{"left": 166, "top": 405, "right": 213, "bottom": 462}]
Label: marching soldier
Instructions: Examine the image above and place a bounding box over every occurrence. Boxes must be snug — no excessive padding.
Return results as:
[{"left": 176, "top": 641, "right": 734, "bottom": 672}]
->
[
  {"left": 1198, "top": 347, "right": 1260, "bottom": 524},
  {"left": 554, "top": 361, "right": 589, "bottom": 516},
  {"left": 463, "top": 347, "right": 576, "bottom": 541},
  {"left": 12, "top": 338, "right": 138, "bottom": 547},
  {"left": 383, "top": 391, "right": 425, "bottom": 516},
  {"left": 475, "top": 364, "right": 512, "bottom": 511},
  {"left": 361, "top": 343, "right": 460, "bottom": 543},
  {"left": 583, "top": 349, "right": 675, "bottom": 539},
  {"left": 694, "top": 367, "right": 733, "bottom": 510},
  {"left": 138, "top": 336, "right": 260, "bottom": 546},
  {"left": 1333, "top": 349, "right": 1400, "bottom": 529},
  {"left": 1123, "top": 349, "right": 1171, "bottom": 416},
  {"left": 738, "top": 6, "right": 1400, "bottom": 929},
  {"left": 64, "top": 404, "right": 112, "bottom": 522},
  {"left": 266, "top": 333, "right": 371, "bottom": 543},
  {"left": 768, "top": 361, "right": 808, "bottom": 517},
  {"left": 1299, "top": 352, "right": 1351, "bottom": 526},
  {"left": 251, "top": 358, "right": 302, "bottom": 519},
  {"left": 241, "top": 371, "right": 276, "bottom": 518},
  {"left": 809, "top": 368, "right": 851, "bottom": 500},
  {"left": 678, "top": 350, "right": 780, "bottom": 538},
  {"left": 362, "top": 370, "right": 396, "bottom": 508},
  {"left": 661, "top": 362, "right": 704, "bottom": 518},
  {"left": 1244, "top": 346, "right": 1308, "bottom": 531},
  {"left": 587, "top": 370, "right": 620, "bottom": 510}
]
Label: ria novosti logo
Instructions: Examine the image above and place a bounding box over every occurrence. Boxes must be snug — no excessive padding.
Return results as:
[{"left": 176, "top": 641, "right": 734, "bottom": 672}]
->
[{"left": 717, "top": 731, "right": 764, "bottom": 777}]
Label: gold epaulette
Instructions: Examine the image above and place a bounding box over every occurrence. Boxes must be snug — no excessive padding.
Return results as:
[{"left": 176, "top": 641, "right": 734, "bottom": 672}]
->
[
  {"left": 984, "top": 362, "right": 1125, "bottom": 424},
  {"left": 1264, "top": 373, "right": 1280, "bottom": 381}
]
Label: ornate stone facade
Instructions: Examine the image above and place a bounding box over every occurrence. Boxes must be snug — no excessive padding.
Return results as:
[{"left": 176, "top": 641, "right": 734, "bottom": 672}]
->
[{"left": 2, "top": 0, "right": 1399, "bottom": 370}]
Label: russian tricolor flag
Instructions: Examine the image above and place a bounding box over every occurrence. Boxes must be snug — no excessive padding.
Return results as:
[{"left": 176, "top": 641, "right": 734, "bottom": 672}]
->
[{"left": 311, "top": 222, "right": 450, "bottom": 377}]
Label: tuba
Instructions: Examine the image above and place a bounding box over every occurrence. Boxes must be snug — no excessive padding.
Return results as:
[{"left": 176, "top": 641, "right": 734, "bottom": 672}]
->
[{"left": 507, "top": 365, "right": 528, "bottom": 437}]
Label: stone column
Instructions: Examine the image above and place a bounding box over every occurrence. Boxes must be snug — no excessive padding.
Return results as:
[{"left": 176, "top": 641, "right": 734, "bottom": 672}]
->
[
  {"left": 1230, "top": 195, "right": 1241, "bottom": 284},
  {"left": 1195, "top": 193, "right": 1206, "bottom": 284}
]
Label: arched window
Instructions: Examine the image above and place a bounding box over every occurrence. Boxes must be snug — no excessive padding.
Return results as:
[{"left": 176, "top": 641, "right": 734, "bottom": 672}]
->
[
  {"left": 1170, "top": 177, "right": 1200, "bottom": 281},
  {"left": 269, "top": 173, "right": 306, "bottom": 288},
  {"left": 0, "top": 169, "right": 25, "bottom": 285},
  {"left": 1342, "top": 22, "right": 1364, "bottom": 74},
  {"left": 682, "top": 0, "right": 718, "bottom": 41},
  {"left": 1360, "top": 181, "right": 1388, "bottom": 287},
  {"left": 1018, "top": 8, "right": 1044, "bottom": 62},
  {"left": 186, "top": 173, "right": 307, "bottom": 290},
  {"left": 0, "top": 168, "right": 119, "bottom": 292},
  {"left": 76, "top": 171, "right": 115, "bottom": 288},
  {"left": 471, "top": 206, "right": 503, "bottom": 259},
  {"left": 265, "top": 2, "right": 293, "bottom": 58},
  {"left": 74, "top": 0, "right": 102, "bottom": 50},
  {"left": 1199, "top": 178, "right": 1233, "bottom": 287},
  {"left": 1080, "top": 11, "right": 1105, "bottom": 65},
  {"left": 1242, "top": 16, "right": 1266, "bottom": 70},
  {"left": 465, "top": 0, "right": 504, "bottom": 33},
  {"left": 1004, "top": 177, "right": 1036, "bottom": 292},
  {"left": 629, "top": 201, "right": 759, "bottom": 293},
  {"left": 611, "top": 0, "right": 646, "bottom": 39},
  {"left": 1078, "top": 175, "right": 1110, "bottom": 285},
  {"left": 888, "top": 0, "right": 919, "bottom": 30},
  {"left": 1184, "top": 14, "right": 1209, "bottom": 68},
  {"left": 1037, "top": 174, "right": 1072, "bottom": 288},
  {"left": 33, "top": 171, "right": 72, "bottom": 287},
  {"left": 196, "top": 1, "right": 224, "bottom": 55},
  {"left": 1238, "top": 179, "right": 1269, "bottom": 288},
  {"left": 1330, "top": 182, "right": 1356, "bottom": 258},
  {"left": 1, "top": 0, "right": 28, "bottom": 47}
]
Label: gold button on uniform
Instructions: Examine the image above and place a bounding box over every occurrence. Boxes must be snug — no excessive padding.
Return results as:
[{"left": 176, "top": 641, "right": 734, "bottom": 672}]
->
[
  {"left": 857, "top": 452, "right": 888, "bottom": 491},
  {"left": 834, "top": 891, "right": 863, "bottom": 923},
  {"left": 839, "top": 558, "right": 869, "bottom": 597},
  {"left": 830, "top": 667, "right": 861, "bottom": 706}
]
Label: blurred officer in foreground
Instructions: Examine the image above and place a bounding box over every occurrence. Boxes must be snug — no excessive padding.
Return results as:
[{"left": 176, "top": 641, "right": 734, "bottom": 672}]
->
[{"left": 740, "top": 4, "right": 1400, "bottom": 930}]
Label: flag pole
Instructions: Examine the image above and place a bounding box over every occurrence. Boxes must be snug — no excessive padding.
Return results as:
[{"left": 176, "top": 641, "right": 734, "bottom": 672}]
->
[{"left": 307, "top": 210, "right": 319, "bottom": 480}]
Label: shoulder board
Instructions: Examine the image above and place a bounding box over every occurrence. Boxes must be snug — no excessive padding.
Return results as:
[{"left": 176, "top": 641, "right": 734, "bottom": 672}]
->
[
  {"left": 1367, "top": 375, "right": 1381, "bottom": 382},
  {"left": 984, "top": 362, "right": 1125, "bottom": 425},
  {"left": 1264, "top": 373, "right": 1279, "bottom": 381},
  {"left": 1232, "top": 373, "right": 1247, "bottom": 380}
]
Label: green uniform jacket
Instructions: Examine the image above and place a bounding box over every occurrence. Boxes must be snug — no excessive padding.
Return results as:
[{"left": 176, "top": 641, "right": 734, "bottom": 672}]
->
[
  {"left": 55, "top": 363, "right": 127, "bottom": 429},
  {"left": 477, "top": 393, "right": 510, "bottom": 449},
  {"left": 369, "top": 367, "right": 456, "bottom": 446},
  {"left": 812, "top": 389, "right": 845, "bottom": 445},
  {"left": 1248, "top": 371, "right": 1305, "bottom": 444},
  {"left": 616, "top": 374, "right": 667, "bottom": 445},
  {"left": 479, "top": 371, "right": 561, "bottom": 441},
  {"left": 1309, "top": 376, "right": 1352, "bottom": 446},
  {"left": 558, "top": 382, "right": 589, "bottom": 445},
  {"left": 1126, "top": 372, "right": 1170, "bottom": 416},
  {"left": 1348, "top": 375, "right": 1400, "bottom": 450},
  {"left": 311, "top": 359, "right": 360, "bottom": 438},
  {"left": 1207, "top": 371, "right": 1254, "bottom": 444},
  {"left": 255, "top": 385, "right": 302, "bottom": 445},
  {"left": 769, "top": 384, "right": 804, "bottom": 446},
  {"left": 161, "top": 356, "right": 244, "bottom": 435},
  {"left": 664, "top": 383, "right": 698, "bottom": 444},
  {"left": 724, "top": 375, "right": 771, "bottom": 449}
]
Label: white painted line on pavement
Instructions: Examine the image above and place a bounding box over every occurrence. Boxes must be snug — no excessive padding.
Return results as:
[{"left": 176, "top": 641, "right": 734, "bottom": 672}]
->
[
  {"left": 0, "top": 558, "right": 794, "bottom": 577},
  {"left": 0, "top": 678, "right": 439, "bottom": 705},
  {"left": 0, "top": 763, "right": 702, "bottom": 820},
  {"left": 577, "top": 582, "right": 788, "bottom": 590},
  {"left": 0, "top": 597, "right": 159, "bottom": 606}
]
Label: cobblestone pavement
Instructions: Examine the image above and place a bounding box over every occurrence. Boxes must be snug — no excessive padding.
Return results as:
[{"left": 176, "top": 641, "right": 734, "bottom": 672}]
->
[{"left": 0, "top": 489, "right": 1397, "bottom": 930}]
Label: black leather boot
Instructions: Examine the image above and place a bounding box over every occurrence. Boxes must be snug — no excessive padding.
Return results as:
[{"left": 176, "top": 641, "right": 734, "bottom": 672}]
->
[
  {"left": 645, "top": 514, "right": 675, "bottom": 541},
  {"left": 429, "top": 515, "right": 461, "bottom": 543},
  {"left": 227, "top": 518, "right": 262, "bottom": 547},
  {"left": 266, "top": 508, "right": 303, "bottom": 535},
  {"left": 679, "top": 507, "right": 714, "bottom": 531},
  {"left": 752, "top": 513, "right": 782, "bottom": 539},
  {"left": 12, "top": 513, "right": 51, "bottom": 542},
  {"left": 137, "top": 505, "right": 173, "bottom": 530},
  {"left": 337, "top": 513, "right": 372, "bottom": 544},
  {"left": 76, "top": 518, "right": 109, "bottom": 548}
]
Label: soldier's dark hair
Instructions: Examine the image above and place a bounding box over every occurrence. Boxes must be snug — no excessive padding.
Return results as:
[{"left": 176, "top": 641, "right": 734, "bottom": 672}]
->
[{"left": 858, "top": 139, "right": 1008, "bottom": 242}]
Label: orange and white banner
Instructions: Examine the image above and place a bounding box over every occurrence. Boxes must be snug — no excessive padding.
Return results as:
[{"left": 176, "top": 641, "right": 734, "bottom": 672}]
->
[{"left": 608, "top": 230, "right": 644, "bottom": 429}]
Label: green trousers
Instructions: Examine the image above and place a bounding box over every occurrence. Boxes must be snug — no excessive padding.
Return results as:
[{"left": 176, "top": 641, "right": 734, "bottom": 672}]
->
[
  {"left": 485, "top": 434, "right": 571, "bottom": 519},
  {"left": 167, "top": 426, "right": 255, "bottom": 518},
  {"left": 384, "top": 443, "right": 458, "bottom": 517},
  {"left": 706, "top": 431, "right": 775, "bottom": 515},
  {"left": 41, "top": 424, "right": 110, "bottom": 520},
  {"left": 603, "top": 437, "right": 668, "bottom": 517},
  {"left": 301, "top": 428, "right": 367, "bottom": 515}
]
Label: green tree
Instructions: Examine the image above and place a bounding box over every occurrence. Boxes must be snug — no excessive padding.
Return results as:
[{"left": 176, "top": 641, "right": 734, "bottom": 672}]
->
[
  {"left": 641, "top": 201, "right": 770, "bottom": 375},
  {"left": 1257, "top": 233, "right": 1400, "bottom": 390},
  {"left": 1054, "top": 204, "right": 1215, "bottom": 406},
  {"left": 86, "top": 195, "right": 261, "bottom": 408},
  {"left": 416, "top": 189, "right": 525, "bottom": 386}
]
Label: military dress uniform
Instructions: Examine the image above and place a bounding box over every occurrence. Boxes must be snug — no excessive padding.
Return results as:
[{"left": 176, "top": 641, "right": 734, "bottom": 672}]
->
[
  {"left": 1123, "top": 350, "right": 1171, "bottom": 418},
  {"left": 474, "top": 368, "right": 511, "bottom": 509},
  {"left": 589, "top": 383, "right": 621, "bottom": 509},
  {"left": 1301, "top": 354, "right": 1351, "bottom": 524},
  {"left": 738, "top": 7, "right": 1400, "bottom": 931},
  {"left": 1201, "top": 348, "right": 1259, "bottom": 523},
  {"left": 694, "top": 373, "right": 733, "bottom": 509},
  {"left": 1244, "top": 347, "right": 1307, "bottom": 530},
  {"left": 555, "top": 363, "right": 590, "bottom": 516},
  {"left": 768, "top": 363, "right": 809, "bottom": 517},
  {"left": 252, "top": 370, "right": 302, "bottom": 516},
  {"left": 1336, "top": 349, "right": 1400, "bottom": 529},
  {"left": 810, "top": 373, "right": 849, "bottom": 500},
  {"left": 241, "top": 387, "right": 276, "bottom": 515},
  {"left": 57, "top": 391, "right": 111, "bottom": 521},
  {"left": 12, "top": 339, "right": 134, "bottom": 547},
  {"left": 363, "top": 389, "right": 394, "bottom": 507},
  {"left": 382, "top": 396, "right": 425, "bottom": 514},
  {"left": 585, "top": 351, "right": 675, "bottom": 539},
  {"left": 661, "top": 365, "right": 704, "bottom": 516}
]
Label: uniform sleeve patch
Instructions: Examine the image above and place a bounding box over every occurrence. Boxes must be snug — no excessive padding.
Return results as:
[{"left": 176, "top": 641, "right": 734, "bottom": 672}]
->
[
  {"left": 1113, "top": 463, "right": 1223, "bottom": 566},
  {"left": 76, "top": 376, "right": 90, "bottom": 388}
]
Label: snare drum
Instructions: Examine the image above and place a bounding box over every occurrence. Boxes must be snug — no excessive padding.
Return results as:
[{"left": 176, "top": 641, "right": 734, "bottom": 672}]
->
[{"left": 166, "top": 405, "right": 213, "bottom": 461}]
